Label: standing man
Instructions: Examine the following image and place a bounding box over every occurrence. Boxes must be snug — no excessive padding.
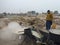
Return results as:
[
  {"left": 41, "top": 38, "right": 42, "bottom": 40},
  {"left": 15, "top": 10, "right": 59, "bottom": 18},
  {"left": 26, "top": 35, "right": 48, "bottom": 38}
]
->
[{"left": 46, "top": 10, "right": 53, "bottom": 30}]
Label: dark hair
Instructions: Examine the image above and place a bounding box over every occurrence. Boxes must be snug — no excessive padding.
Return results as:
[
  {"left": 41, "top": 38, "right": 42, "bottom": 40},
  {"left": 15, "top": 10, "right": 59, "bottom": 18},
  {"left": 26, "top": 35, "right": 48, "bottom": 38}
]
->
[{"left": 47, "top": 10, "right": 50, "bottom": 13}]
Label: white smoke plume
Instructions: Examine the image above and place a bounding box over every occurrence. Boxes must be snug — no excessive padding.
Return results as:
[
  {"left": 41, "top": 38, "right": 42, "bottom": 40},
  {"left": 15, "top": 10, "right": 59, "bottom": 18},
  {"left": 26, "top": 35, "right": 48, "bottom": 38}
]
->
[{"left": 0, "top": 22, "right": 24, "bottom": 45}]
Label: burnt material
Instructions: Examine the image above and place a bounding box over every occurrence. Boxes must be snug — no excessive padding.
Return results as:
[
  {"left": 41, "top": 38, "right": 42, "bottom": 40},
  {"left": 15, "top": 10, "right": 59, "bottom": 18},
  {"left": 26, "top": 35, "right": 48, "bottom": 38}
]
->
[{"left": 49, "top": 32, "right": 60, "bottom": 45}]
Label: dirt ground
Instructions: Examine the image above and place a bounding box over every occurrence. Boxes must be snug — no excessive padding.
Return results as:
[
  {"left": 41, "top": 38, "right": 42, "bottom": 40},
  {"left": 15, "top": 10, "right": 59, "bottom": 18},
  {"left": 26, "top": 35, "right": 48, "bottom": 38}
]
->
[{"left": 0, "top": 15, "right": 60, "bottom": 45}]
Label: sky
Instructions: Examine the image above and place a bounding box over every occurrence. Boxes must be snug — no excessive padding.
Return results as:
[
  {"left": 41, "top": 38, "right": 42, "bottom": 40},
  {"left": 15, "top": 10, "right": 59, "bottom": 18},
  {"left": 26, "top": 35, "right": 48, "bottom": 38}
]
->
[{"left": 0, "top": 0, "right": 60, "bottom": 13}]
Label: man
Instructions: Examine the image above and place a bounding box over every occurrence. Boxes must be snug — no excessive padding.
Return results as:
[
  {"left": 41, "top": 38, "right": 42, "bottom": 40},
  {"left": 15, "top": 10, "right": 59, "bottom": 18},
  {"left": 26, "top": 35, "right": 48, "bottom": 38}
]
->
[{"left": 46, "top": 10, "right": 53, "bottom": 30}]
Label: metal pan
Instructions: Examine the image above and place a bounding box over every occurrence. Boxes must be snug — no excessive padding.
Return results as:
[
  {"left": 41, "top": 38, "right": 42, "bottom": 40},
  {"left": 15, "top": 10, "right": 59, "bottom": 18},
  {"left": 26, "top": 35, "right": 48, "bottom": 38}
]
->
[{"left": 49, "top": 29, "right": 60, "bottom": 43}]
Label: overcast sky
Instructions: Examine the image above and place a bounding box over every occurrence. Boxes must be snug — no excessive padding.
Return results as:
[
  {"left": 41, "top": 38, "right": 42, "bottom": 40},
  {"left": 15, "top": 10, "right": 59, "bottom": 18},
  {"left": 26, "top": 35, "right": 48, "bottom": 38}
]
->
[{"left": 0, "top": 0, "right": 60, "bottom": 13}]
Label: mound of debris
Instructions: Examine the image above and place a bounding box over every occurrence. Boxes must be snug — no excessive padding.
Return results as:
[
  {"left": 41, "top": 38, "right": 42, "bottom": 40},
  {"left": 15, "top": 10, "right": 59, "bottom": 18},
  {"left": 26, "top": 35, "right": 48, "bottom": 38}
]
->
[{"left": 0, "top": 18, "right": 10, "bottom": 29}]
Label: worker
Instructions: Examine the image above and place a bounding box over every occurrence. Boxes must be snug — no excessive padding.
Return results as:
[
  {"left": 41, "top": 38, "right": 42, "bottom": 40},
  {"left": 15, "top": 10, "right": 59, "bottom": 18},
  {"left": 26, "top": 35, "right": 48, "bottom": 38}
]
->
[{"left": 46, "top": 10, "right": 53, "bottom": 30}]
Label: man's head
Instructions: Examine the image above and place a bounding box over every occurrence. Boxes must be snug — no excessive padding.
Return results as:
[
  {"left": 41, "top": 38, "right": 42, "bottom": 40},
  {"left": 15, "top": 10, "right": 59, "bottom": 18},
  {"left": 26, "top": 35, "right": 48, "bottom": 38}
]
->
[{"left": 47, "top": 10, "right": 50, "bottom": 14}]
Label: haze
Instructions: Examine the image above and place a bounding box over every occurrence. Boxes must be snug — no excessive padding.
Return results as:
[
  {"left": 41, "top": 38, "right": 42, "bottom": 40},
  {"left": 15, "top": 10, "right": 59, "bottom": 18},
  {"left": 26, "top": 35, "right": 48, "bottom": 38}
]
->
[{"left": 0, "top": 0, "right": 60, "bottom": 13}]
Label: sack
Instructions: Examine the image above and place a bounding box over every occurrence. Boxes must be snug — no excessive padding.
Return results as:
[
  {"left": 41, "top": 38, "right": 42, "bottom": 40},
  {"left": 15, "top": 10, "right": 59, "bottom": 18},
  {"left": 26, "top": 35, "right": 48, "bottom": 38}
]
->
[{"left": 51, "top": 23, "right": 56, "bottom": 29}]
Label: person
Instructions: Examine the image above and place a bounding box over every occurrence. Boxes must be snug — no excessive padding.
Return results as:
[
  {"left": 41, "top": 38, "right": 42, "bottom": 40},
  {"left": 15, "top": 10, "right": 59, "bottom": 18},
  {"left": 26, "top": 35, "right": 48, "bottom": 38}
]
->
[{"left": 46, "top": 10, "right": 53, "bottom": 30}]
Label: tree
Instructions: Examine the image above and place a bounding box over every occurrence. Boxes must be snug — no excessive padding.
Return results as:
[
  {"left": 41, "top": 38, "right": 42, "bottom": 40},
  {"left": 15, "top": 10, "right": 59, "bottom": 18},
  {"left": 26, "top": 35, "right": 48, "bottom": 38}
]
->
[
  {"left": 54, "top": 11, "right": 59, "bottom": 14},
  {"left": 3, "top": 12, "right": 7, "bottom": 16}
]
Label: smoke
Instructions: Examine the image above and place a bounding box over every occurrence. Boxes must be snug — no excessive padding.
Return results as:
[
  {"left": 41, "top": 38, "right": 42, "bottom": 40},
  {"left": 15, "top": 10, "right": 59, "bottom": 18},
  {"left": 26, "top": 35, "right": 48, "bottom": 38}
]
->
[{"left": 0, "top": 22, "right": 24, "bottom": 45}]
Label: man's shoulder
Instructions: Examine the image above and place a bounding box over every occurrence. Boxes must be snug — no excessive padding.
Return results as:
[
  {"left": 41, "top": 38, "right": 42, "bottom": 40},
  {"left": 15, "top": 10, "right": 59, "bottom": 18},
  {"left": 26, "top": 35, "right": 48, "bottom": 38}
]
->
[{"left": 50, "top": 13, "right": 53, "bottom": 15}]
